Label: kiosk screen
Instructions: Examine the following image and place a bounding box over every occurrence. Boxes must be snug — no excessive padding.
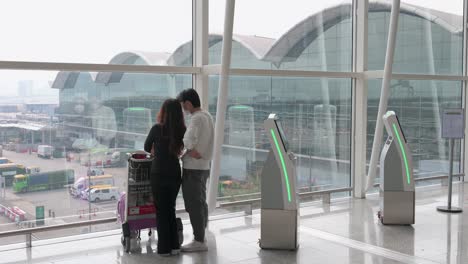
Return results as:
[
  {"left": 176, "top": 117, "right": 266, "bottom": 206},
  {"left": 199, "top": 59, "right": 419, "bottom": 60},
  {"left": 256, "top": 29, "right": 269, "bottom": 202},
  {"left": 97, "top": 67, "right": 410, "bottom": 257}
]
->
[{"left": 275, "top": 121, "right": 289, "bottom": 152}]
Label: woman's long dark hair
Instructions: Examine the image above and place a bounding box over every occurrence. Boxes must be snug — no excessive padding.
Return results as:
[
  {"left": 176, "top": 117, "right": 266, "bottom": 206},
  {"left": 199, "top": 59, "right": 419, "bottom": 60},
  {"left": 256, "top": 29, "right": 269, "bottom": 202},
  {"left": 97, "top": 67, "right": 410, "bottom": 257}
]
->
[{"left": 157, "top": 99, "right": 186, "bottom": 156}]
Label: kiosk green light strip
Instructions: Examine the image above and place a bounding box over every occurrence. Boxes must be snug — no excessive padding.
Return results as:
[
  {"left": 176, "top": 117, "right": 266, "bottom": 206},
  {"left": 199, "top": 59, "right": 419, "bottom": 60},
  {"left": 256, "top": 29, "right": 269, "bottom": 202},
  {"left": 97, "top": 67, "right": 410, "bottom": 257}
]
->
[
  {"left": 270, "top": 129, "right": 292, "bottom": 202},
  {"left": 392, "top": 124, "right": 411, "bottom": 185}
]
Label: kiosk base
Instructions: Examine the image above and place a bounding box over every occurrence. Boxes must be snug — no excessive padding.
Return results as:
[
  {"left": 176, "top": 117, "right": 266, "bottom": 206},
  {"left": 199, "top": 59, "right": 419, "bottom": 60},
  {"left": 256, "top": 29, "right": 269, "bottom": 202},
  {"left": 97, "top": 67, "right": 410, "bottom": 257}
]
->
[
  {"left": 437, "top": 206, "right": 463, "bottom": 213},
  {"left": 379, "top": 191, "right": 415, "bottom": 225},
  {"left": 260, "top": 209, "right": 298, "bottom": 250}
]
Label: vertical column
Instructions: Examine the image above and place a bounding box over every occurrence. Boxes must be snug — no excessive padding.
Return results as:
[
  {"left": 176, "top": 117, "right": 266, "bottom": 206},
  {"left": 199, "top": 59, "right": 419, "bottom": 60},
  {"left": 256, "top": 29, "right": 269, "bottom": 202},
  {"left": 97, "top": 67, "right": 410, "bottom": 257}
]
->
[
  {"left": 366, "top": 0, "right": 401, "bottom": 190},
  {"left": 207, "top": 0, "right": 235, "bottom": 213},
  {"left": 463, "top": 0, "right": 468, "bottom": 181},
  {"left": 193, "top": 0, "right": 209, "bottom": 110},
  {"left": 352, "top": 0, "right": 369, "bottom": 198},
  {"left": 26, "top": 233, "right": 32, "bottom": 248}
]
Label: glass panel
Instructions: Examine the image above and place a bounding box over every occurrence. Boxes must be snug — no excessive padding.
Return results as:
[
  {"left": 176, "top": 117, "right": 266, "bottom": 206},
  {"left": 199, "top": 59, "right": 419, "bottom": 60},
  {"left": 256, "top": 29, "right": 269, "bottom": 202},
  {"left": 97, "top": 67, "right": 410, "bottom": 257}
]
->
[
  {"left": 368, "top": 0, "right": 463, "bottom": 74},
  {"left": 209, "top": 0, "right": 352, "bottom": 71},
  {"left": 367, "top": 80, "right": 462, "bottom": 186},
  {"left": 1, "top": 1, "right": 192, "bottom": 65},
  {"left": 209, "top": 76, "right": 352, "bottom": 203},
  {"left": 0, "top": 70, "right": 191, "bottom": 243}
]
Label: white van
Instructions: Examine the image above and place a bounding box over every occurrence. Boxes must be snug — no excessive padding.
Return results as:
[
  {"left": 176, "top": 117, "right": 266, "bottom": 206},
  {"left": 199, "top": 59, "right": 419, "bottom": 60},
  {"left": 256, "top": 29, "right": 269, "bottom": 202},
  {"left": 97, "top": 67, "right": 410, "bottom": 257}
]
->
[
  {"left": 88, "top": 186, "right": 119, "bottom": 202},
  {"left": 37, "top": 145, "right": 53, "bottom": 159}
]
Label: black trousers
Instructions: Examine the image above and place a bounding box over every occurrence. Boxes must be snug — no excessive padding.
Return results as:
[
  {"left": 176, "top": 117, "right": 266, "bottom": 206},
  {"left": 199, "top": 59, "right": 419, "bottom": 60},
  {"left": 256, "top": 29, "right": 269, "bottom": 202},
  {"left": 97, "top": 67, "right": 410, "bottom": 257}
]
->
[{"left": 153, "top": 180, "right": 181, "bottom": 254}]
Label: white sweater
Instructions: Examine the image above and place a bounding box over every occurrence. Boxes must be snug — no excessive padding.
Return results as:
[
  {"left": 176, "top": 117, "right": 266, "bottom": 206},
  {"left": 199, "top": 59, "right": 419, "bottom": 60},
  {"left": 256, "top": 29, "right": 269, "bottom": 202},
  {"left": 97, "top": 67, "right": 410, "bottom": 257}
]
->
[{"left": 182, "top": 110, "right": 214, "bottom": 170}]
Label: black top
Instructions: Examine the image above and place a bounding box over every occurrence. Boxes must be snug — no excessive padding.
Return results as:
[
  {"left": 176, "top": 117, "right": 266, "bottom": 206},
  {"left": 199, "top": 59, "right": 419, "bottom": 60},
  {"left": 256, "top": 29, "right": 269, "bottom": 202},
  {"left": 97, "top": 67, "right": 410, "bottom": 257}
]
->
[{"left": 144, "top": 124, "right": 181, "bottom": 185}]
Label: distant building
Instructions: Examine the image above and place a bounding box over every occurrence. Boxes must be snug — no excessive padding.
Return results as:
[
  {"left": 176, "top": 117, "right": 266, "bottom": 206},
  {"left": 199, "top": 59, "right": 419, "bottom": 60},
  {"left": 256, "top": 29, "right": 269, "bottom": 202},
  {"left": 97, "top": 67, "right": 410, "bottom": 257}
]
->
[{"left": 18, "top": 80, "right": 33, "bottom": 97}]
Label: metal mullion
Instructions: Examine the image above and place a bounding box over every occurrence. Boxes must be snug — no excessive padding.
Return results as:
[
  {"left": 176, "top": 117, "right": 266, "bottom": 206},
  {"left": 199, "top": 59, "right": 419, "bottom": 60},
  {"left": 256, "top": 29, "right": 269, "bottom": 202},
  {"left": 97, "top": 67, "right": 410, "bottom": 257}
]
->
[
  {"left": 229, "top": 68, "right": 361, "bottom": 79},
  {"left": 193, "top": 0, "right": 209, "bottom": 109},
  {"left": 391, "top": 73, "right": 468, "bottom": 81},
  {"left": 462, "top": 0, "right": 468, "bottom": 181},
  {"left": 0, "top": 61, "right": 201, "bottom": 74},
  {"left": 352, "top": 0, "right": 369, "bottom": 198},
  {"left": 365, "top": 70, "right": 467, "bottom": 81}
]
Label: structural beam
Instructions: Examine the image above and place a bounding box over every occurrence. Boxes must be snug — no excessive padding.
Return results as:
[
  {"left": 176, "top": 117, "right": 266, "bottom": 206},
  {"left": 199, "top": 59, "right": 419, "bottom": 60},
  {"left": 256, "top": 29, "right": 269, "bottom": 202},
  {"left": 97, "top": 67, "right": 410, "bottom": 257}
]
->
[
  {"left": 193, "top": 0, "right": 209, "bottom": 109},
  {"left": 208, "top": 0, "right": 236, "bottom": 213},
  {"left": 352, "top": 0, "right": 369, "bottom": 198},
  {"left": 366, "top": 0, "right": 401, "bottom": 190}
]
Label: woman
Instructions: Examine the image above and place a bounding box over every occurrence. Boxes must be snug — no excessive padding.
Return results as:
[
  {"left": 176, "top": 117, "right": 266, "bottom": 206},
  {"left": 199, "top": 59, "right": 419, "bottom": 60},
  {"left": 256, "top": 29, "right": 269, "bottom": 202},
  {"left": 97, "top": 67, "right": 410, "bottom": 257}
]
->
[{"left": 144, "top": 99, "right": 186, "bottom": 256}]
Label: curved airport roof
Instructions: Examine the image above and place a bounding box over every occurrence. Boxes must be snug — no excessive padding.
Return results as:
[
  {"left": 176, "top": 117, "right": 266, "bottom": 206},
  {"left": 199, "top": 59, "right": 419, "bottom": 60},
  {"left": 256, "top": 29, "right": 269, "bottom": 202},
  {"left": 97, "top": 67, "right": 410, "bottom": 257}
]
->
[
  {"left": 167, "top": 33, "right": 276, "bottom": 66},
  {"left": 264, "top": 1, "right": 463, "bottom": 64},
  {"left": 95, "top": 51, "right": 171, "bottom": 85},
  {"left": 107, "top": 51, "right": 171, "bottom": 66},
  {"left": 52, "top": 1, "right": 463, "bottom": 88},
  {"left": 51, "top": 71, "right": 94, "bottom": 90}
]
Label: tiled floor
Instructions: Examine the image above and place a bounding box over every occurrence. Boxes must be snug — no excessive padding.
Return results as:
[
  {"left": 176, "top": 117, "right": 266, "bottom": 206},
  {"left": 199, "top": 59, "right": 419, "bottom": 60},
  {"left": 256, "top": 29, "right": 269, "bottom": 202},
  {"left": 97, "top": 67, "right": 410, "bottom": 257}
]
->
[{"left": 0, "top": 182, "right": 467, "bottom": 264}]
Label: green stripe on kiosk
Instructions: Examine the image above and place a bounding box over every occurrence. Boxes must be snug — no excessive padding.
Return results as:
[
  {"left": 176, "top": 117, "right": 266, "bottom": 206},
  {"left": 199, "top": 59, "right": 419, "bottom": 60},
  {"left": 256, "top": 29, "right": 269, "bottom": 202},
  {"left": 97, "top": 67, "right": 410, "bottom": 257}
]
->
[
  {"left": 270, "top": 129, "right": 291, "bottom": 203},
  {"left": 392, "top": 124, "right": 411, "bottom": 185}
]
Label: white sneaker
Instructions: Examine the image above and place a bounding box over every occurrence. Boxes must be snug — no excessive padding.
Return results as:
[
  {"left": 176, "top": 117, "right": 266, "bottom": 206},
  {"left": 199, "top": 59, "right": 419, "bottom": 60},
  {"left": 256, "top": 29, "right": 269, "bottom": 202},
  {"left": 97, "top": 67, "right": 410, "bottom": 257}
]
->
[
  {"left": 181, "top": 240, "right": 208, "bottom": 252},
  {"left": 171, "top": 249, "right": 181, "bottom": 255}
]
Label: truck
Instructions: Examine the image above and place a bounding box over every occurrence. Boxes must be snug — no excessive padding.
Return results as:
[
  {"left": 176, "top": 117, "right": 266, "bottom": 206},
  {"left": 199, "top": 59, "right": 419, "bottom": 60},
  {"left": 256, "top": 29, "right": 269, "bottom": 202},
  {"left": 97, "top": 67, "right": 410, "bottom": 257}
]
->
[
  {"left": 12, "top": 169, "right": 75, "bottom": 193},
  {"left": 69, "top": 174, "right": 114, "bottom": 197},
  {"left": 37, "top": 145, "right": 53, "bottom": 159}
]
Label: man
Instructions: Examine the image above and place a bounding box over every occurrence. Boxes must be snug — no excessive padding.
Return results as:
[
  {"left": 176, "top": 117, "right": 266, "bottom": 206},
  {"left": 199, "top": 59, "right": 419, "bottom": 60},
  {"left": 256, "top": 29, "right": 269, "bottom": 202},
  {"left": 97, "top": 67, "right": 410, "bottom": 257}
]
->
[{"left": 177, "top": 88, "right": 214, "bottom": 252}]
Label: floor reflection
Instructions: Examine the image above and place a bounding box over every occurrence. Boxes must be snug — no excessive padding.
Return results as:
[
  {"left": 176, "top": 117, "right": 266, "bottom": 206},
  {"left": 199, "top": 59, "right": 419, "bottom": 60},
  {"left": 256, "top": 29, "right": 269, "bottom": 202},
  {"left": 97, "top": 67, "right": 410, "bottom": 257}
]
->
[{"left": 116, "top": 229, "right": 219, "bottom": 264}]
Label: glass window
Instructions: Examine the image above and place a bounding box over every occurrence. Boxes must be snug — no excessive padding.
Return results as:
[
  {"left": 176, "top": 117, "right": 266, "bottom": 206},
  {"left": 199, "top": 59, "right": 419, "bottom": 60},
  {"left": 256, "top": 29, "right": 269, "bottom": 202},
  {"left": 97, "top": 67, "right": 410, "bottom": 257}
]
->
[
  {"left": 1, "top": 0, "right": 192, "bottom": 65},
  {"left": 0, "top": 70, "right": 191, "bottom": 244},
  {"left": 368, "top": 0, "right": 463, "bottom": 74},
  {"left": 367, "top": 80, "right": 462, "bottom": 184},
  {"left": 209, "top": 0, "right": 353, "bottom": 71},
  {"left": 210, "top": 76, "right": 352, "bottom": 202}
]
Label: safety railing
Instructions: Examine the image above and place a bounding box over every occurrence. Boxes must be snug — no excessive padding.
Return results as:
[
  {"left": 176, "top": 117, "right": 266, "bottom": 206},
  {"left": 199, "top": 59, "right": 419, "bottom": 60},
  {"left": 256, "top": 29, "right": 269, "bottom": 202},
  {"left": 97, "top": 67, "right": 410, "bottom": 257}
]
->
[
  {"left": 218, "top": 186, "right": 352, "bottom": 215},
  {"left": 373, "top": 173, "right": 464, "bottom": 187},
  {"left": 0, "top": 217, "right": 116, "bottom": 248},
  {"left": 0, "top": 173, "right": 463, "bottom": 248}
]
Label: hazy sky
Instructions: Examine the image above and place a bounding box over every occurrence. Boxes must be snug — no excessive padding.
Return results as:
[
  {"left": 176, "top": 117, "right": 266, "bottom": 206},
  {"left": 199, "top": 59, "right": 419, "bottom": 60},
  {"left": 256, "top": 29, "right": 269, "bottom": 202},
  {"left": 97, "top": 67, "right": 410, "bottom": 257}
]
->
[{"left": 0, "top": 0, "right": 464, "bottom": 96}]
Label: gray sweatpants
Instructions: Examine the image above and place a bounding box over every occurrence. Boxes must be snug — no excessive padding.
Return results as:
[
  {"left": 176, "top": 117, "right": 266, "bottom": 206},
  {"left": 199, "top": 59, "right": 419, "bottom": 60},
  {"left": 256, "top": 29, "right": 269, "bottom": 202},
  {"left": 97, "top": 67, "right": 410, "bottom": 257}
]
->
[{"left": 182, "top": 169, "right": 209, "bottom": 242}]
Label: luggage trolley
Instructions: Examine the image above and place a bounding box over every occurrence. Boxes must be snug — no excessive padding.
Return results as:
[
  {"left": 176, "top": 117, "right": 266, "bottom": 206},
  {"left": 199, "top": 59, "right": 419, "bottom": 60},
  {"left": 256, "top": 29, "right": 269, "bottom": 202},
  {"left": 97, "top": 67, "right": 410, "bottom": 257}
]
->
[
  {"left": 117, "top": 151, "right": 156, "bottom": 253},
  {"left": 117, "top": 151, "right": 183, "bottom": 253}
]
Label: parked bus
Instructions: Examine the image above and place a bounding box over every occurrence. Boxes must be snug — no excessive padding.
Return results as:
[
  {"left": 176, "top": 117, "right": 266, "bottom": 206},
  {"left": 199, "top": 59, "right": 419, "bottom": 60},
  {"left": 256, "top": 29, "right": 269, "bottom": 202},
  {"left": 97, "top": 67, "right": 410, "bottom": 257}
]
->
[{"left": 0, "top": 163, "right": 26, "bottom": 187}]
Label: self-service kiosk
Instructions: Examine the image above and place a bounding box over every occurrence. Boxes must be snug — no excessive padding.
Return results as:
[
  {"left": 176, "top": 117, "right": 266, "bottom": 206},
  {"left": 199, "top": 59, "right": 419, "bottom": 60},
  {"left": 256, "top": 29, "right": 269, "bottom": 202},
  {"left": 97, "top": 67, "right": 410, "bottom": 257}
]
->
[
  {"left": 260, "top": 114, "right": 299, "bottom": 250},
  {"left": 378, "top": 111, "right": 415, "bottom": 225}
]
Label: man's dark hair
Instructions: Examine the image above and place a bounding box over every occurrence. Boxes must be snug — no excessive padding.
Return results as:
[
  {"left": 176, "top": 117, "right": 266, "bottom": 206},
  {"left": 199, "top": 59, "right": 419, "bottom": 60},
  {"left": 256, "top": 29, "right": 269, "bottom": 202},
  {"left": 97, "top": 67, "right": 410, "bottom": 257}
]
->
[{"left": 177, "top": 88, "right": 201, "bottom": 108}]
